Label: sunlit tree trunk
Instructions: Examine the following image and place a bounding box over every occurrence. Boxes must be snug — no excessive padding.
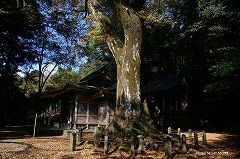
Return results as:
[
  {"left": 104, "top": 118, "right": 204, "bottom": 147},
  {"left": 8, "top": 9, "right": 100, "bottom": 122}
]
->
[{"left": 88, "top": 1, "right": 145, "bottom": 135}]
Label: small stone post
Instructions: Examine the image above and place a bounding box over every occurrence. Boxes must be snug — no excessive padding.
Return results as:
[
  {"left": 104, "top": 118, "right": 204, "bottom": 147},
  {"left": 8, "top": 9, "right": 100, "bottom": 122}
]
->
[
  {"left": 164, "top": 136, "right": 172, "bottom": 159},
  {"left": 94, "top": 127, "right": 100, "bottom": 149},
  {"left": 202, "top": 130, "right": 207, "bottom": 145},
  {"left": 131, "top": 136, "right": 136, "bottom": 158},
  {"left": 70, "top": 131, "right": 76, "bottom": 151},
  {"left": 194, "top": 132, "right": 198, "bottom": 148},
  {"left": 188, "top": 129, "right": 193, "bottom": 142},
  {"left": 137, "top": 135, "right": 144, "bottom": 153},
  {"left": 181, "top": 134, "right": 187, "bottom": 153},
  {"left": 177, "top": 128, "right": 181, "bottom": 137},
  {"left": 104, "top": 135, "right": 109, "bottom": 158},
  {"left": 168, "top": 127, "right": 172, "bottom": 134}
]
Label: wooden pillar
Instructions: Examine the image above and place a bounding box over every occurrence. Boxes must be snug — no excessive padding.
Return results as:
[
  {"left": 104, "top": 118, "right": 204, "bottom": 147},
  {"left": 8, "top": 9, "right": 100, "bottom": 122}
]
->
[
  {"left": 86, "top": 100, "right": 90, "bottom": 129},
  {"left": 74, "top": 96, "right": 78, "bottom": 129},
  {"left": 182, "top": 134, "right": 187, "bottom": 153},
  {"left": 162, "top": 96, "right": 165, "bottom": 112},
  {"left": 161, "top": 116, "right": 164, "bottom": 133},
  {"left": 79, "top": 128, "right": 83, "bottom": 143},
  {"left": 165, "top": 136, "right": 172, "bottom": 159},
  {"left": 169, "top": 96, "right": 172, "bottom": 112},
  {"left": 202, "top": 130, "right": 207, "bottom": 145},
  {"left": 175, "top": 95, "right": 178, "bottom": 111},
  {"left": 33, "top": 113, "right": 37, "bottom": 137},
  {"left": 48, "top": 105, "right": 52, "bottom": 126},
  {"left": 43, "top": 111, "right": 47, "bottom": 126},
  {"left": 107, "top": 100, "right": 110, "bottom": 125},
  {"left": 69, "top": 105, "right": 72, "bottom": 125},
  {"left": 79, "top": 126, "right": 87, "bottom": 143}
]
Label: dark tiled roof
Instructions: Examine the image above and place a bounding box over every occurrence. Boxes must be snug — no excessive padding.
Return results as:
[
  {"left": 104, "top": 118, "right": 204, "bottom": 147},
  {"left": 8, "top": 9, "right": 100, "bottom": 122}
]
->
[
  {"left": 143, "top": 73, "right": 184, "bottom": 94},
  {"left": 78, "top": 65, "right": 108, "bottom": 85},
  {"left": 41, "top": 84, "right": 99, "bottom": 98},
  {"left": 41, "top": 65, "right": 116, "bottom": 99}
]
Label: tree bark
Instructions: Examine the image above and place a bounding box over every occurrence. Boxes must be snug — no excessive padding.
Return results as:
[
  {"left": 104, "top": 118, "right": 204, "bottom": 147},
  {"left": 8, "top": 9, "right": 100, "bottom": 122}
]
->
[
  {"left": 111, "top": 2, "right": 142, "bottom": 130},
  {"left": 88, "top": 0, "right": 154, "bottom": 136}
]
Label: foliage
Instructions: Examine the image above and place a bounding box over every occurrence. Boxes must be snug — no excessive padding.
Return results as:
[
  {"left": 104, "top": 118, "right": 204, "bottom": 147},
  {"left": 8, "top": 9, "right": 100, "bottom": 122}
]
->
[
  {"left": 19, "top": 70, "right": 41, "bottom": 96},
  {"left": 78, "top": 60, "right": 109, "bottom": 78},
  {"left": 182, "top": 0, "right": 240, "bottom": 94},
  {"left": 140, "top": 0, "right": 195, "bottom": 85},
  {"left": 1, "top": 0, "right": 239, "bottom": 126},
  {"left": 141, "top": 0, "right": 240, "bottom": 96},
  {"left": 0, "top": 0, "right": 43, "bottom": 120},
  {"left": 45, "top": 66, "right": 82, "bottom": 91},
  {"left": 84, "top": 32, "right": 114, "bottom": 64},
  {"left": 23, "top": 0, "right": 88, "bottom": 94},
  {"left": 13, "top": 0, "right": 90, "bottom": 97}
]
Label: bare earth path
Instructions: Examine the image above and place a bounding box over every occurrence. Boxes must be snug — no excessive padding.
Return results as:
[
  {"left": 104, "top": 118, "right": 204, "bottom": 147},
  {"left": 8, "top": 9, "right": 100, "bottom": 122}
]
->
[{"left": 0, "top": 133, "right": 239, "bottom": 159}]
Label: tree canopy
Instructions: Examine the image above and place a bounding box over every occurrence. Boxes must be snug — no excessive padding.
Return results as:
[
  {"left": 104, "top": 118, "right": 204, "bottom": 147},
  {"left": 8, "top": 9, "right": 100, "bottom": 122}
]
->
[
  {"left": 0, "top": 0, "right": 239, "bottom": 128},
  {"left": 0, "top": 0, "right": 43, "bottom": 119}
]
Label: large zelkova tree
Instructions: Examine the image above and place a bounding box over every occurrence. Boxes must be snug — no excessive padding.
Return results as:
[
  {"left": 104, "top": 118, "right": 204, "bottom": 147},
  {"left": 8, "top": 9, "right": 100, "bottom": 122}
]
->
[{"left": 87, "top": 0, "right": 156, "bottom": 136}]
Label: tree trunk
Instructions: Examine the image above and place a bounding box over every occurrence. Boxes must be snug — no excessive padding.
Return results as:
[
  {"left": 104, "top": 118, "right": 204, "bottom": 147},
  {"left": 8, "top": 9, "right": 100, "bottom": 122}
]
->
[
  {"left": 88, "top": 0, "right": 155, "bottom": 136},
  {"left": 111, "top": 2, "right": 142, "bottom": 135}
]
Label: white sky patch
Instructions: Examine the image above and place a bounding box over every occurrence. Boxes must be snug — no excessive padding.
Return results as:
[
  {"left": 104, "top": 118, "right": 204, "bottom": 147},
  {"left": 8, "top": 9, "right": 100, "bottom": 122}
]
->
[
  {"left": 17, "top": 63, "right": 58, "bottom": 77},
  {"left": 17, "top": 71, "right": 25, "bottom": 77},
  {"left": 43, "top": 64, "right": 58, "bottom": 76}
]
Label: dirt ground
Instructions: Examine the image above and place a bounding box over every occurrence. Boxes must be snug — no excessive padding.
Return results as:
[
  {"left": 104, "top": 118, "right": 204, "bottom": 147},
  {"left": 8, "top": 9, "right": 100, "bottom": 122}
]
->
[{"left": 0, "top": 132, "right": 239, "bottom": 159}]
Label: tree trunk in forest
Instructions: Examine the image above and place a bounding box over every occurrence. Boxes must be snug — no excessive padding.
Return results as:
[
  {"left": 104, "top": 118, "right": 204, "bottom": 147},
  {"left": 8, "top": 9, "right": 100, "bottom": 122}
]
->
[
  {"left": 88, "top": 0, "right": 155, "bottom": 136},
  {"left": 111, "top": 2, "right": 142, "bottom": 135}
]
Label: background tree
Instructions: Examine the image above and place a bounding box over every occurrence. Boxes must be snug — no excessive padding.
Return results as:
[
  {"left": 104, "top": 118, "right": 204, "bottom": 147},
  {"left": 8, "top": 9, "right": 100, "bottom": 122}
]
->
[
  {"left": 24, "top": 0, "right": 87, "bottom": 94},
  {"left": 45, "top": 66, "right": 82, "bottom": 91},
  {"left": 180, "top": 0, "right": 240, "bottom": 128},
  {"left": 0, "top": 0, "right": 43, "bottom": 123}
]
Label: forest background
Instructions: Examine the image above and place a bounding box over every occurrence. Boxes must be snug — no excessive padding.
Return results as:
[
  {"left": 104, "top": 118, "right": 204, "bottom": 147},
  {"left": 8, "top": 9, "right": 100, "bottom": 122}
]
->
[{"left": 0, "top": 0, "right": 239, "bottom": 131}]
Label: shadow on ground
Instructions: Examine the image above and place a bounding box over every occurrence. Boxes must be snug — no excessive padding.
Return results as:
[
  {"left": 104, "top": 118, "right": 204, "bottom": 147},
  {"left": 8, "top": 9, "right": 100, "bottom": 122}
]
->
[
  {"left": 0, "top": 125, "right": 63, "bottom": 139},
  {"left": 210, "top": 133, "right": 240, "bottom": 158}
]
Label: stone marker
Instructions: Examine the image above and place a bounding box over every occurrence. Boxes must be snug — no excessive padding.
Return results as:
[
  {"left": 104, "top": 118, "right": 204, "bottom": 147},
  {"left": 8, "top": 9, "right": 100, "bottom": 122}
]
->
[
  {"left": 182, "top": 134, "right": 187, "bottom": 153},
  {"left": 194, "top": 132, "right": 198, "bottom": 148},
  {"left": 172, "top": 134, "right": 181, "bottom": 147},
  {"left": 177, "top": 128, "right": 181, "bottom": 137},
  {"left": 188, "top": 129, "right": 193, "bottom": 142},
  {"left": 104, "top": 135, "right": 109, "bottom": 158},
  {"left": 168, "top": 127, "right": 172, "bottom": 134},
  {"left": 94, "top": 127, "right": 100, "bottom": 149},
  {"left": 164, "top": 136, "right": 172, "bottom": 159},
  {"left": 70, "top": 131, "right": 76, "bottom": 151},
  {"left": 202, "top": 130, "right": 207, "bottom": 145},
  {"left": 137, "top": 135, "right": 144, "bottom": 153},
  {"left": 131, "top": 136, "right": 136, "bottom": 158}
]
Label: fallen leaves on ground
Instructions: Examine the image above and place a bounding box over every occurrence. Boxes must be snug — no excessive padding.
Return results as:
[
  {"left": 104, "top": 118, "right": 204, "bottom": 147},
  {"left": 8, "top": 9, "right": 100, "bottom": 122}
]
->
[{"left": 0, "top": 133, "right": 239, "bottom": 159}]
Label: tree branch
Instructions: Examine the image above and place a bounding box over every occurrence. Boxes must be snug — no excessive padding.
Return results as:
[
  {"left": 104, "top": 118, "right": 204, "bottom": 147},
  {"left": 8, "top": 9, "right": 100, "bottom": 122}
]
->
[
  {"left": 88, "top": 0, "right": 124, "bottom": 62},
  {"left": 39, "top": 62, "right": 59, "bottom": 93}
]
